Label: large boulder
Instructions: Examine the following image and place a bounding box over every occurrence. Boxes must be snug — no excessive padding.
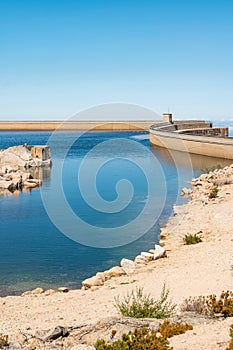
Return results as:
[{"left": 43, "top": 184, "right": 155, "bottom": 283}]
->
[{"left": 0, "top": 148, "right": 28, "bottom": 168}]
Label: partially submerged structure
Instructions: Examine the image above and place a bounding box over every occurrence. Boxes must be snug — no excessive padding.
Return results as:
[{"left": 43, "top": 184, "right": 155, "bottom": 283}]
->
[
  {"left": 30, "top": 145, "right": 51, "bottom": 162},
  {"left": 0, "top": 144, "right": 51, "bottom": 169},
  {"left": 0, "top": 145, "right": 51, "bottom": 194}
]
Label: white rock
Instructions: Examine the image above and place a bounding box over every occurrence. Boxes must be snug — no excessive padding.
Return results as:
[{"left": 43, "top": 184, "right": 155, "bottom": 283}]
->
[
  {"left": 120, "top": 258, "right": 138, "bottom": 274},
  {"left": 0, "top": 180, "right": 14, "bottom": 189},
  {"left": 23, "top": 181, "right": 38, "bottom": 188},
  {"left": 134, "top": 255, "right": 148, "bottom": 265},
  {"left": 22, "top": 287, "right": 44, "bottom": 296},
  {"left": 44, "top": 289, "right": 56, "bottom": 296},
  {"left": 82, "top": 275, "right": 104, "bottom": 289},
  {"left": 95, "top": 272, "right": 106, "bottom": 282},
  {"left": 141, "top": 252, "right": 154, "bottom": 261},
  {"left": 104, "top": 266, "right": 126, "bottom": 279},
  {"left": 26, "top": 179, "right": 42, "bottom": 185},
  {"left": 154, "top": 245, "right": 166, "bottom": 260},
  {"left": 31, "top": 287, "right": 44, "bottom": 295},
  {"left": 181, "top": 187, "right": 192, "bottom": 196}
]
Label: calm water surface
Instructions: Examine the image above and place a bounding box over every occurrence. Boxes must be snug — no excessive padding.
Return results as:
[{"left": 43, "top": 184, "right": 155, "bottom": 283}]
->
[{"left": 0, "top": 131, "right": 231, "bottom": 296}]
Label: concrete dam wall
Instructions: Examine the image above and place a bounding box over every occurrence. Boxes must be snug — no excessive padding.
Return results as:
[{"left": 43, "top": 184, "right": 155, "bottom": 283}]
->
[
  {"left": 150, "top": 114, "right": 233, "bottom": 160},
  {"left": 1, "top": 116, "right": 232, "bottom": 159},
  {"left": 0, "top": 121, "right": 159, "bottom": 131}
]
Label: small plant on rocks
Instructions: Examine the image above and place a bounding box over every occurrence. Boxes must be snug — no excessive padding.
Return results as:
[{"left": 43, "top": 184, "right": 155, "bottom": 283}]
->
[
  {"left": 183, "top": 233, "right": 202, "bottom": 245},
  {"left": 95, "top": 321, "right": 193, "bottom": 350},
  {"left": 226, "top": 324, "right": 233, "bottom": 350},
  {"left": 157, "top": 320, "right": 193, "bottom": 338},
  {"left": 209, "top": 186, "right": 219, "bottom": 199},
  {"left": 114, "top": 284, "right": 176, "bottom": 319},
  {"left": 230, "top": 324, "right": 233, "bottom": 339},
  {"left": 0, "top": 333, "right": 8, "bottom": 347},
  {"left": 181, "top": 290, "right": 233, "bottom": 317}
]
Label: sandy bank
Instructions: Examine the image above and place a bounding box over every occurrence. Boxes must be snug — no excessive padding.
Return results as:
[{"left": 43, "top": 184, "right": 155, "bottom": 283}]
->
[{"left": 1, "top": 166, "right": 233, "bottom": 349}]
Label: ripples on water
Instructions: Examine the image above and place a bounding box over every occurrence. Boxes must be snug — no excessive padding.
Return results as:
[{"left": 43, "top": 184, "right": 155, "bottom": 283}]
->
[{"left": 0, "top": 130, "right": 232, "bottom": 296}]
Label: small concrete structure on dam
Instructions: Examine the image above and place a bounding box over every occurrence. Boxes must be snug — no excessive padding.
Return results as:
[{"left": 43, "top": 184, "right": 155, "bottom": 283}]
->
[{"left": 150, "top": 113, "right": 233, "bottom": 160}]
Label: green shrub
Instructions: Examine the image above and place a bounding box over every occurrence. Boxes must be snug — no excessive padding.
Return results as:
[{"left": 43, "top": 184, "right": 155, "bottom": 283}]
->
[
  {"left": 158, "top": 320, "right": 193, "bottom": 338},
  {"left": 114, "top": 284, "right": 176, "bottom": 319},
  {"left": 230, "top": 324, "right": 233, "bottom": 339},
  {"left": 206, "top": 291, "right": 233, "bottom": 317},
  {"left": 95, "top": 321, "right": 193, "bottom": 350},
  {"left": 181, "top": 290, "right": 233, "bottom": 317},
  {"left": 183, "top": 233, "right": 202, "bottom": 245},
  {"left": 209, "top": 186, "right": 219, "bottom": 199},
  {"left": 0, "top": 333, "right": 8, "bottom": 347},
  {"left": 226, "top": 341, "right": 233, "bottom": 350},
  {"left": 226, "top": 325, "right": 233, "bottom": 350},
  {"left": 95, "top": 327, "right": 170, "bottom": 350}
]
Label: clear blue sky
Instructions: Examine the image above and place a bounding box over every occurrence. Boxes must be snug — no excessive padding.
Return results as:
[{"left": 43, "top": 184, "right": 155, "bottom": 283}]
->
[{"left": 0, "top": 0, "right": 233, "bottom": 120}]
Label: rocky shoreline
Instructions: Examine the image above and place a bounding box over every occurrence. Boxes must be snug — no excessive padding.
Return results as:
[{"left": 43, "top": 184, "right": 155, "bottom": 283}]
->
[
  {"left": 0, "top": 166, "right": 42, "bottom": 195},
  {"left": 1, "top": 164, "right": 233, "bottom": 349},
  {"left": 81, "top": 163, "right": 233, "bottom": 291},
  {"left": 0, "top": 145, "right": 51, "bottom": 195}
]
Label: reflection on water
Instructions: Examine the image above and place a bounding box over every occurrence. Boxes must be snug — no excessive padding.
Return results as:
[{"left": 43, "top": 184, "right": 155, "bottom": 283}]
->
[
  {"left": 0, "top": 130, "right": 232, "bottom": 296},
  {"left": 29, "top": 166, "right": 51, "bottom": 182},
  {"left": 0, "top": 167, "right": 51, "bottom": 198},
  {"left": 151, "top": 145, "right": 232, "bottom": 172}
]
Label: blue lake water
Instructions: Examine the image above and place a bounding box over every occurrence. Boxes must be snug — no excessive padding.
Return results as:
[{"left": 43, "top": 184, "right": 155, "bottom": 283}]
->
[{"left": 0, "top": 130, "right": 232, "bottom": 296}]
